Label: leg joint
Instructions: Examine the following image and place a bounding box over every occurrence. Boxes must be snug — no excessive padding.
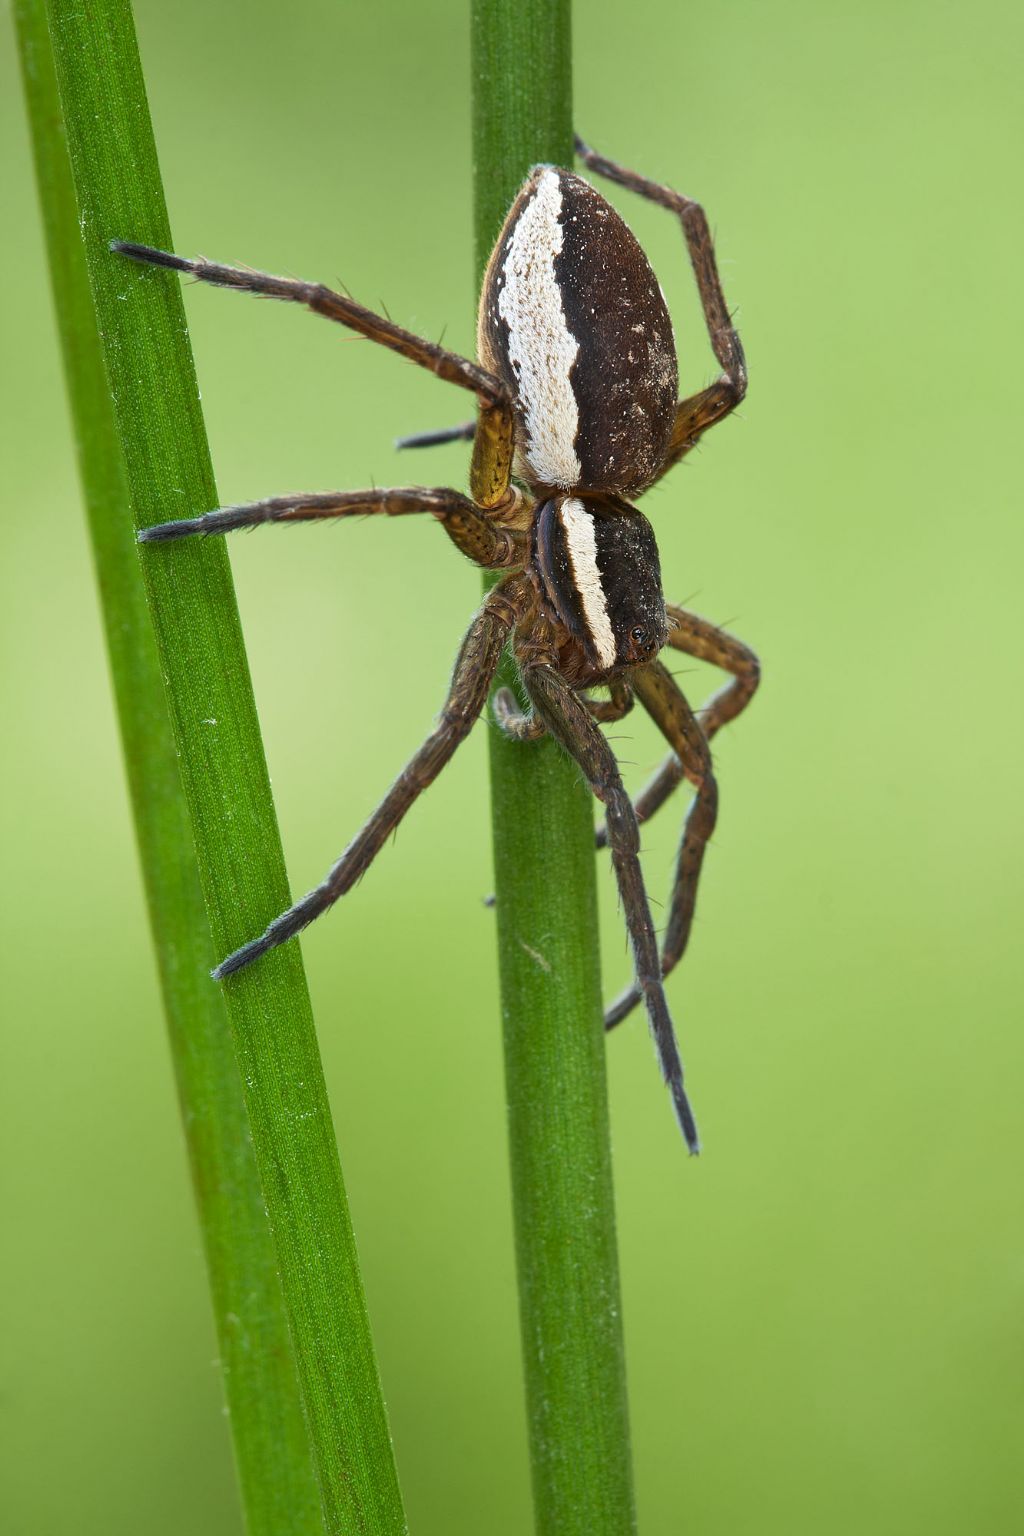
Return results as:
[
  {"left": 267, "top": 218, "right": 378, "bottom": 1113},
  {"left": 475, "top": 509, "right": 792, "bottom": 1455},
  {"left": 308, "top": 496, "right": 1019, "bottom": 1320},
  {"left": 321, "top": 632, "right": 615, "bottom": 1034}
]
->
[{"left": 439, "top": 700, "right": 483, "bottom": 735}]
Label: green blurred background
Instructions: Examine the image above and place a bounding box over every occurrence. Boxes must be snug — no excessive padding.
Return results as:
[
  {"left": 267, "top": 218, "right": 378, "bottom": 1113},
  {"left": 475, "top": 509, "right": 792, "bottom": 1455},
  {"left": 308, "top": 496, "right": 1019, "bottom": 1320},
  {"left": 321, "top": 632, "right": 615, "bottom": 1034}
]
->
[{"left": 4, "top": 0, "right": 1022, "bottom": 1531}]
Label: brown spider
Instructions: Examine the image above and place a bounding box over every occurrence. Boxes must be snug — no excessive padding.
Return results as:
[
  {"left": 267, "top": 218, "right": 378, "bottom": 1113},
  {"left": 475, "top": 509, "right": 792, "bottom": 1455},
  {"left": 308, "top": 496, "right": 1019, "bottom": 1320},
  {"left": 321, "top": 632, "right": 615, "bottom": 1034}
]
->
[{"left": 114, "top": 136, "right": 759, "bottom": 1151}]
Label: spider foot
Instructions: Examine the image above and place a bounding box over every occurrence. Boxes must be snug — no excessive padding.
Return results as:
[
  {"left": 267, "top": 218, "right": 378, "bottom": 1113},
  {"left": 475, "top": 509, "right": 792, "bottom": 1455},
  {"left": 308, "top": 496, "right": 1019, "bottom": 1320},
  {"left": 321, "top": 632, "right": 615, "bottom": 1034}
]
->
[
  {"left": 395, "top": 421, "right": 475, "bottom": 450},
  {"left": 138, "top": 515, "right": 212, "bottom": 542},
  {"left": 212, "top": 886, "right": 326, "bottom": 978}
]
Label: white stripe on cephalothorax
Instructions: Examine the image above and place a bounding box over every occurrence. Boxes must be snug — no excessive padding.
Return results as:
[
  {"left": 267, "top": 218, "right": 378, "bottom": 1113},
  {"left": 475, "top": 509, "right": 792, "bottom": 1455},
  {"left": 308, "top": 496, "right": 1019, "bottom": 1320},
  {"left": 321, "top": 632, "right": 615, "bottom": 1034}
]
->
[
  {"left": 497, "top": 169, "right": 581, "bottom": 488},
  {"left": 559, "top": 497, "right": 616, "bottom": 668}
]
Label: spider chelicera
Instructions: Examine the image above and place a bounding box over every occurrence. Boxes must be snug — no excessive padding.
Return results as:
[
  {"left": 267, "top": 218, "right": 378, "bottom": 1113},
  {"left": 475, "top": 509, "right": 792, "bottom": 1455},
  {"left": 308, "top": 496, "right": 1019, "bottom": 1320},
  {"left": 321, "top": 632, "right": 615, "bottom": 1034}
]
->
[{"left": 114, "top": 136, "right": 759, "bottom": 1152}]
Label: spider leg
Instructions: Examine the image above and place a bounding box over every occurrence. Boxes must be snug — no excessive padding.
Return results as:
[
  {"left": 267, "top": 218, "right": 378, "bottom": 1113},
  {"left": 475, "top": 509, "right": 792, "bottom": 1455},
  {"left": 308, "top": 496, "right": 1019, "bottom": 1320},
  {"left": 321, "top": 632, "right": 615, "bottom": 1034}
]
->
[
  {"left": 596, "top": 607, "right": 758, "bottom": 846},
  {"left": 138, "top": 485, "right": 519, "bottom": 568},
  {"left": 112, "top": 241, "right": 502, "bottom": 399},
  {"left": 583, "top": 679, "right": 634, "bottom": 725},
  {"left": 395, "top": 421, "right": 476, "bottom": 450},
  {"left": 603, "top": 661, "right": 718, "bottom": 1033},
  {"left": 111, "top": 243, "right": 515, "bottom": 510},
  {"left": 213, "top": 585, "right": 519, "bottom": 978},
  {"left": 523, "top": 664, "right": 699, "bottom": 1153},
  {"left": 574, "top": 136, "right": 746, "bottom": 481},
  {"left": 494, "top": 679, "right": 633, "bottom": 740},
  {"left": 655, "top": 381, "right": 742, "bottom": 483},
  {"left": 668, "top": 607, "right": 761, "bottom": 740}
]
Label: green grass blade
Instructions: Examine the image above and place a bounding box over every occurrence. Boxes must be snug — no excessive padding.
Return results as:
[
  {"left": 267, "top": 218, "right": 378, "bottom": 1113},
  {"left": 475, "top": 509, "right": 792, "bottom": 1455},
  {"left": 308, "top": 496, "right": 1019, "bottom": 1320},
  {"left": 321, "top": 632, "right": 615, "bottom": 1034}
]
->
[
  {"left": 28, "top": 1, "right": 407, "bottom": 1530},
  {"left": 472, "top": 4, "right": 638, "bottom": 1533},
  {"left": 14, "top": 4, "right": 322, "bottom": 1532}
]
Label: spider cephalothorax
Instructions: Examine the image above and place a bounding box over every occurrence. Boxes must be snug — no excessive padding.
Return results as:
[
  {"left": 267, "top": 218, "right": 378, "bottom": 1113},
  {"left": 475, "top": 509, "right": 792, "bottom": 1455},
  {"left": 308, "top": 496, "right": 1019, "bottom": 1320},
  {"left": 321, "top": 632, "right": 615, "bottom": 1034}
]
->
[
  {"left": 115, "top": 137, "right": 759, "bottom": 1152},
  {"left": 528, "top": 495, "right": 668, "bottom": 685}
]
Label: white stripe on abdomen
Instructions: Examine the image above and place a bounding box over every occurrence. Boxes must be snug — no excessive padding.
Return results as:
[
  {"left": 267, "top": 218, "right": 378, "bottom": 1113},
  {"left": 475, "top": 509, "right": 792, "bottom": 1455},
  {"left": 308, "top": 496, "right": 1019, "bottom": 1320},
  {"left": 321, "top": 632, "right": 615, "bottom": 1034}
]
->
[{"left": 497, "top": 170, "right": 581, "bottom": 488}]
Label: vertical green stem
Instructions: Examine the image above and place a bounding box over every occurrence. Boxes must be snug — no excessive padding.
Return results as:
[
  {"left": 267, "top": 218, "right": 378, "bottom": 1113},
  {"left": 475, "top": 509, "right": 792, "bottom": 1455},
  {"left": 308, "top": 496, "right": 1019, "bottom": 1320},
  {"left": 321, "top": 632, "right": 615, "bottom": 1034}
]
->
[
  {"left": 15, "top": 8, "right": 321, "bottom": 1532},
  {"left": 472, "top": 5, "right": 637, "bottom": 1534},
  {"left": 26, "top": 1, "right": 407, "bottom": 1531}
]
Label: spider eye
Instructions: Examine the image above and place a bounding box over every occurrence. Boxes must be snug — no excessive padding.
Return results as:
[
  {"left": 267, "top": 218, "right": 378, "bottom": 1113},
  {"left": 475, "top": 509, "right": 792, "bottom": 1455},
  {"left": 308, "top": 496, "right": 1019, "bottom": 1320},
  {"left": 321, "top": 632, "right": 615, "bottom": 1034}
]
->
[{"left": 630, "top": 626, "right": 648, "bottom": 646}]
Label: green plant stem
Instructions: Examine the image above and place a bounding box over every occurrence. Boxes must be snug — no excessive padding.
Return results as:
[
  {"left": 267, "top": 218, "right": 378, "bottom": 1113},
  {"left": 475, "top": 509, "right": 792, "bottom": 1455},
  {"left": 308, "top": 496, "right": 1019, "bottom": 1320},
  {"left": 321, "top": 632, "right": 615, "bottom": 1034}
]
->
[
  {"left": 472, "top": 5, "right": 637, "bottom": 1534},
  {"left": 14, "top": 5, "right": 321, "bottom": 1532},
  {"left": 30, "top": 2, "right": 407, "bottom": 1531}
]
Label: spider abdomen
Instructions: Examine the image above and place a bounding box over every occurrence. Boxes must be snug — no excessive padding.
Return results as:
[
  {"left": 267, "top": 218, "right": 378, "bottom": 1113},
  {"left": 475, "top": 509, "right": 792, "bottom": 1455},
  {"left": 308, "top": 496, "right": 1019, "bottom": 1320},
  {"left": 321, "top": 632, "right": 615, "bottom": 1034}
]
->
[
  {"left": 531, "top": 496, "right": 667, "bottom": 680},
  {"left": 478, "top": 167, "right": 679, "bottom": 498}
]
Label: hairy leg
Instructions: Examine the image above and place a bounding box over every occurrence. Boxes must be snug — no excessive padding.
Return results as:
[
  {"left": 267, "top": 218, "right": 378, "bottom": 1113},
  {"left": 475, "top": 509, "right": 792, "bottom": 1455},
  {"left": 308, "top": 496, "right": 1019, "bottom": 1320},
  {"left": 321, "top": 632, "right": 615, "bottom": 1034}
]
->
[
  {"left": 137, "top": 484, "right": 520, "bottom": 568},
  {"left": 213, "top": 584, "right": 520, "bottom": 977},
  {"left": 494, "top": 678, "right": 633, "bottom": 740},
  {"left": 596, "top": 608, "right": 758, "bottom": 846},
  {"left": 604, "top": 661, "right": 718, "bottom": 1032},
  {"left": 524, "top": 664, "right": 700, "bottom": 1152}
]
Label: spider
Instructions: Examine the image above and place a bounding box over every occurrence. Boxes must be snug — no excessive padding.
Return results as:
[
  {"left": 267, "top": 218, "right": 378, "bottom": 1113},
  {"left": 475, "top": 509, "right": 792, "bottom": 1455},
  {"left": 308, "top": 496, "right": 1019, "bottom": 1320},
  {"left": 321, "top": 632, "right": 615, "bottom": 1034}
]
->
[{"left": 114, "top": 136, "right": 759, "bottom": 1153}]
